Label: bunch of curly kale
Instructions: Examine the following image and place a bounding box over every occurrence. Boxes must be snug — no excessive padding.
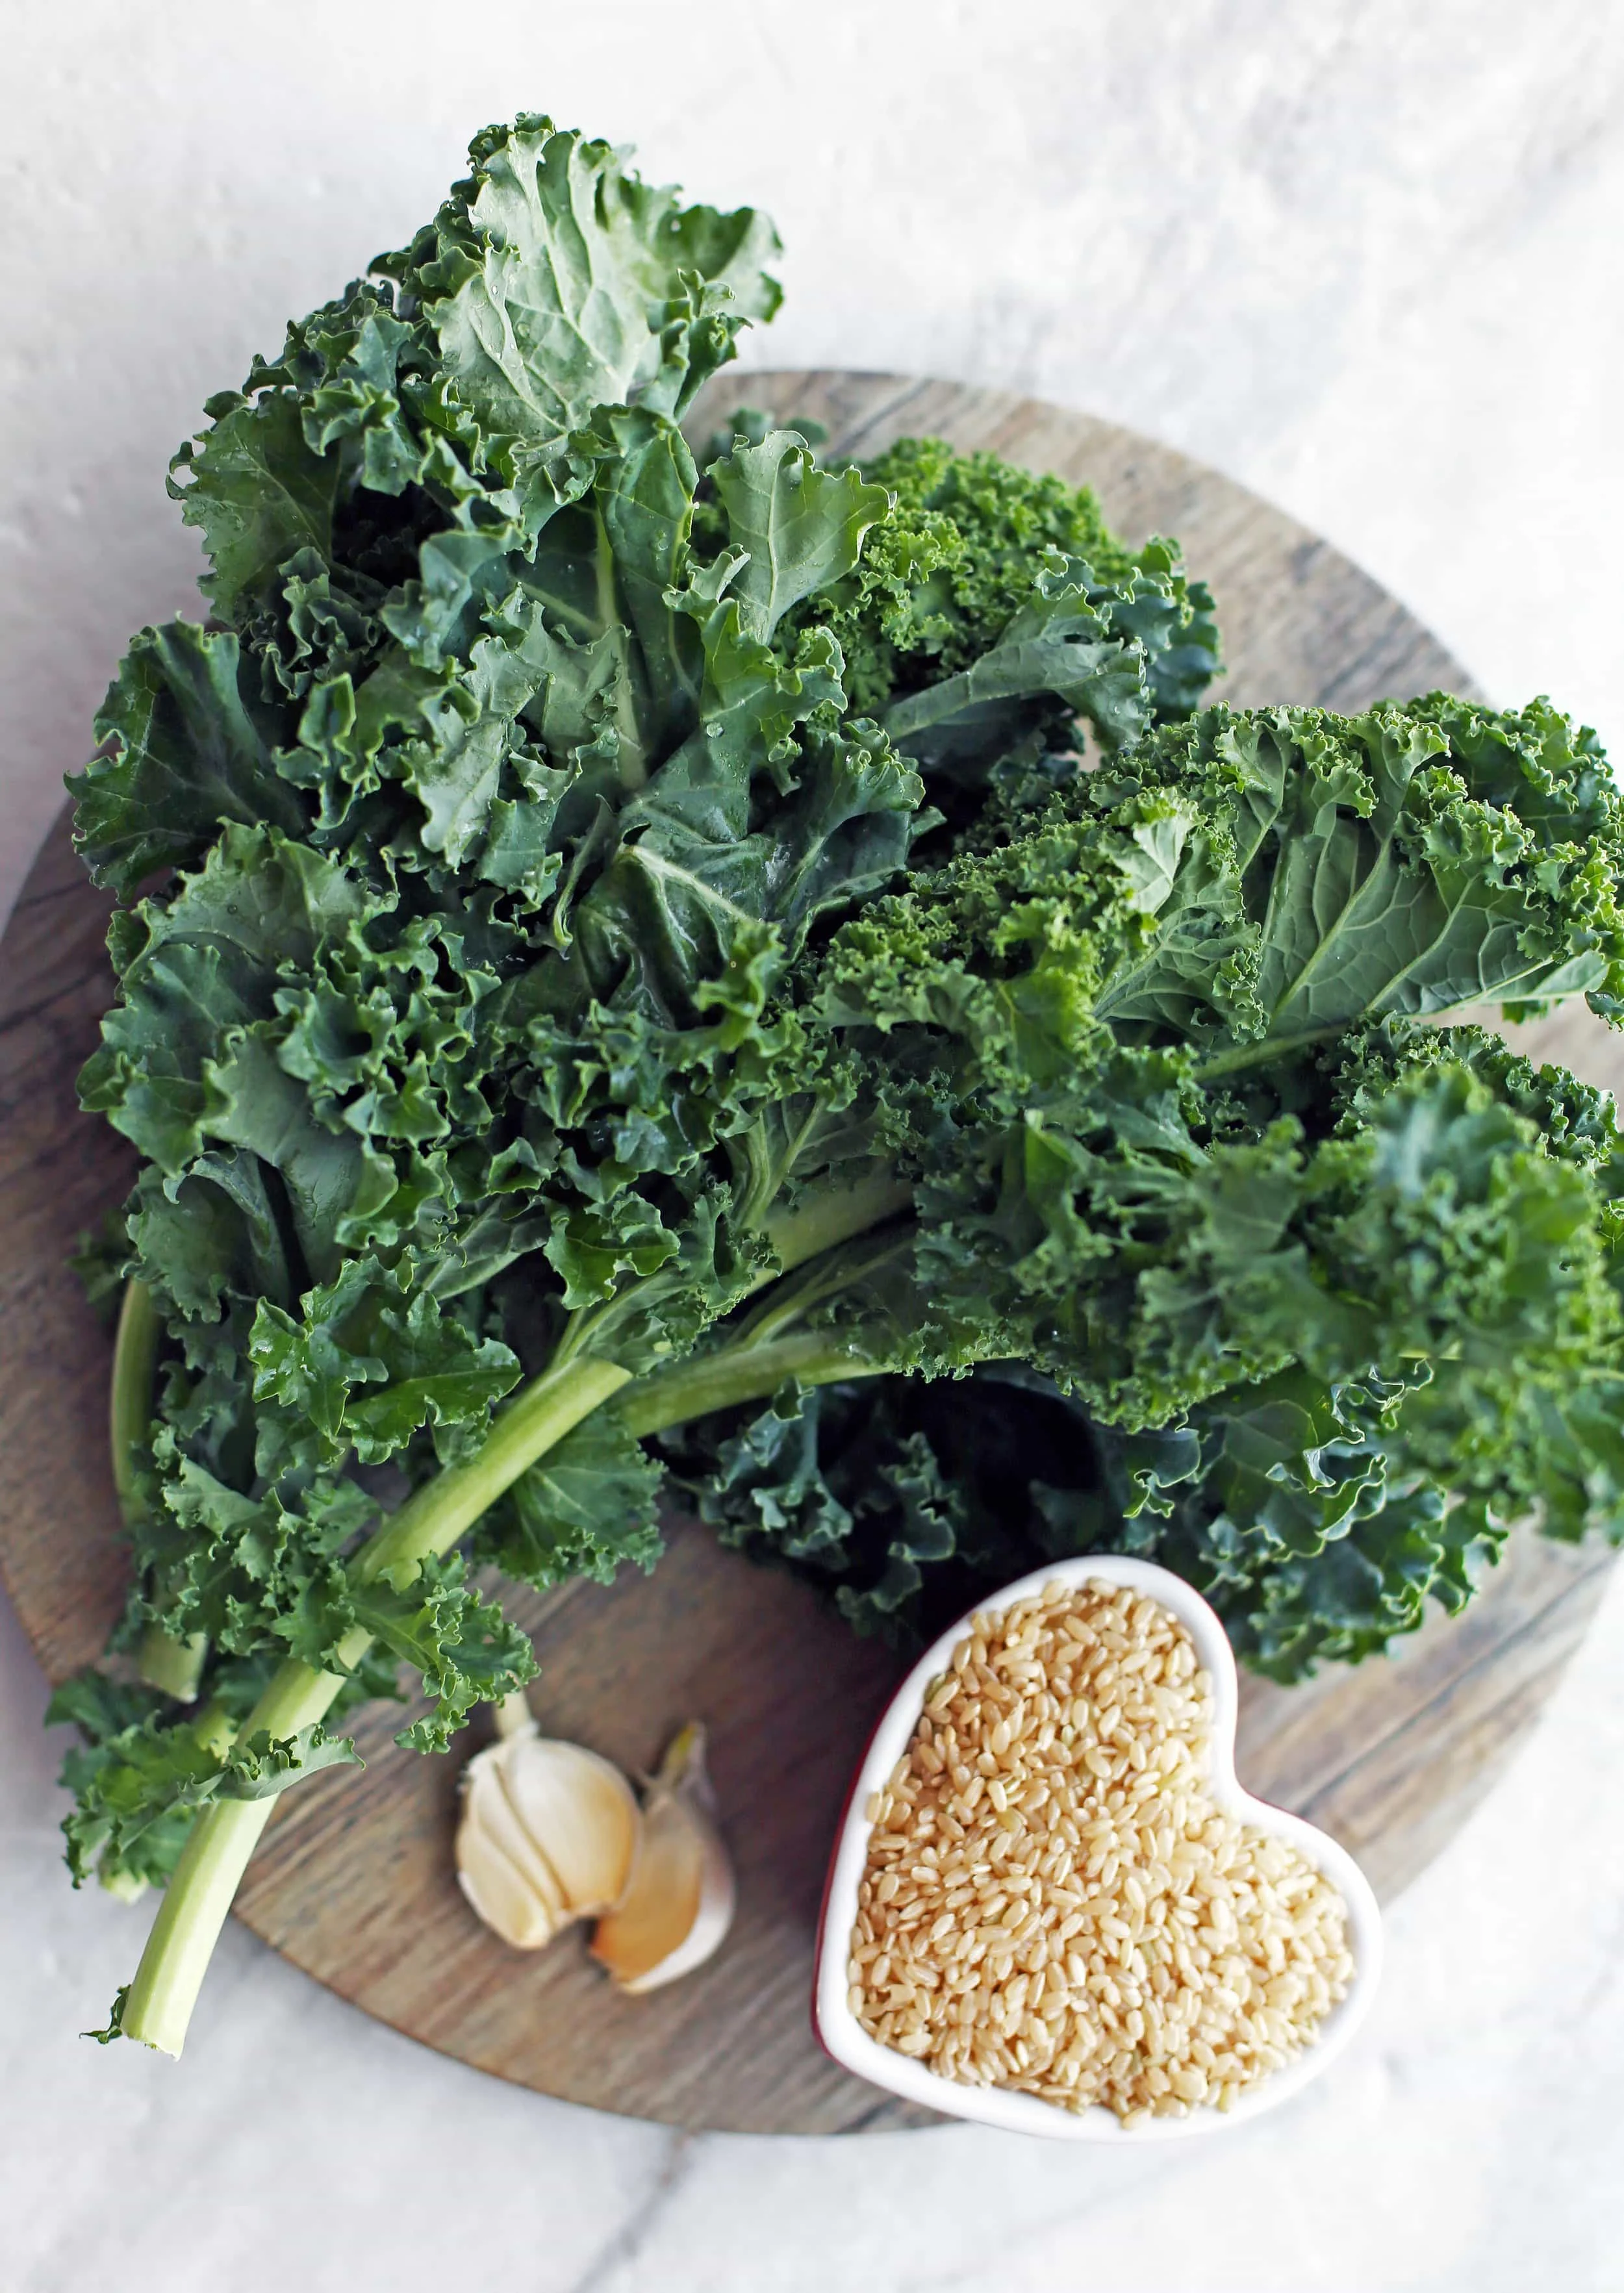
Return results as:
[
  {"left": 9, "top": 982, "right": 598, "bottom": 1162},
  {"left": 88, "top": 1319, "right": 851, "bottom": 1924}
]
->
[{"left": 50, "top": 114, "right": 1624, "bottom": 2052}]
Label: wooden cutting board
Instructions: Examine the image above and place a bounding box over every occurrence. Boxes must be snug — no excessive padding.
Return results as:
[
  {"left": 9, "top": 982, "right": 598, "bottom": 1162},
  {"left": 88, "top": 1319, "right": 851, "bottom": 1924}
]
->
[{"left": 1, "top": 371, "right": 1616, "bottom": 2135}]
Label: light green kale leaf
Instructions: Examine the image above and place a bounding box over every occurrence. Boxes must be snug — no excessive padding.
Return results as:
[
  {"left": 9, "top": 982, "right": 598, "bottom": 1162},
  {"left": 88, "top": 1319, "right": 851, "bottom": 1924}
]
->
[
  {"left": 1102, "top": 697, "right": 1624, "bottom": 1052},
  {"left": 48, "top": 1679, "right": 361, "bottom": 1894},
  {"left": 707, "top": 431, "right": 890, "bottom": 642},
  {"left": 247, "top": 1256, "right": 520, "bottom": 1474},
  {"left": 387, "top": 115, "right": 781, "bottom": 529}
]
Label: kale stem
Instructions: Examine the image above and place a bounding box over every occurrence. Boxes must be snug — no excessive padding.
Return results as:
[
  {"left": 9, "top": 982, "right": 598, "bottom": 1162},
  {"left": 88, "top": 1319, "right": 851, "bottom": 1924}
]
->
[
  {"left": 118, "top": 1353, "right": 629, "bottom": 2057},
  {"left": 758, "top": 1163, "right": 913, "bottom": 1274},
  {"left": 594, "top": 507, "right": 647, "bottom": 791},
  {"left": 618, "top": 1326, "right": 893, "bottom": 1436},
  {"left": 356, "top": 1357, "right": 633, "bottom": 1585},
  {"left": 109, "top": 1279, "right": 159, "bottom": 1519},
  {"left": 138, "top": 1625, "right": 209, "bottom": 1704},
  {"left": 1191, "top": 1027, "right": 1345, "bottom": 1082},
  {"left": 725, "top": 1228, "right": 915, "bottom": 1352}
]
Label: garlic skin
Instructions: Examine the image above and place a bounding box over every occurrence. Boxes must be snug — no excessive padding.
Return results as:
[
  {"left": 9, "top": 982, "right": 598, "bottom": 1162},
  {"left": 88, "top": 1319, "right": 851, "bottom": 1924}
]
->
[
  {"left": 590, "top": 1722, "right": 735, "bottom": 1995},
  {"left": 455, "top": 1694, "right": 641, "bottom": 1950}
]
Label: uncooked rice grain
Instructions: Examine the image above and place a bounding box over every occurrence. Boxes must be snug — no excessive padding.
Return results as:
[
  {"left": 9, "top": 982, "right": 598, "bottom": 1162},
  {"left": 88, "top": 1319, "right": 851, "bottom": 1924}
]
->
[{"left": 850, "top": 1579, "right": 1354, "bottom": 2122}]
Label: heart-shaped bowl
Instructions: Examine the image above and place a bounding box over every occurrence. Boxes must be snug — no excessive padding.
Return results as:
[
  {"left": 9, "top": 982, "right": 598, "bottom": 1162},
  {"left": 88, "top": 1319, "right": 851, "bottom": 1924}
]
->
[{"left": 813, "top": 1554, "right": 1384, "bottom": 2140}]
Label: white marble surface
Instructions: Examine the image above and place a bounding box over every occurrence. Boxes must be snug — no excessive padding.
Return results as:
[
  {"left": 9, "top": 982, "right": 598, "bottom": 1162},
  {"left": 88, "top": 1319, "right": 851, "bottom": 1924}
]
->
[{"left": 3, "top": 5, "right": 1623, "bottom": 2286}]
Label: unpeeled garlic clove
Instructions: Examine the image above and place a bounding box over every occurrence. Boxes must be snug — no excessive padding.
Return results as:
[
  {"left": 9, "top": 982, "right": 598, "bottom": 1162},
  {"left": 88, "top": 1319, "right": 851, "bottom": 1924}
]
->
[
  {"left": 455, "top": 1745, "right": 570, "bottom": 1949},
  {"left": 500, "top": 1737, "right": 641, "bottom": 1916},
  {"left": 455, "top": 1694, "right": 641, "bottom": 1949},
  {"left": 590, "top": 1722, "right": 735, "bottom": 1995}
]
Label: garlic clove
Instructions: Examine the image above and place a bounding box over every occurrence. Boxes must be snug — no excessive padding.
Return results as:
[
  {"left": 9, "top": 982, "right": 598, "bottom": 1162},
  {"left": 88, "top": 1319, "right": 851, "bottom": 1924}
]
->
[
  {"left": 455, "top": 1745, "right": 570, "bottom": 1949},
  {"left": 494, "top": 1735, "right": 641, "bottom": 1918},
  {"left": 590, "top": 1723, "right": 735, "bottom": 1995},
  {"left": 457, "top": 1831, "right": 561, "bottom": 1951}
]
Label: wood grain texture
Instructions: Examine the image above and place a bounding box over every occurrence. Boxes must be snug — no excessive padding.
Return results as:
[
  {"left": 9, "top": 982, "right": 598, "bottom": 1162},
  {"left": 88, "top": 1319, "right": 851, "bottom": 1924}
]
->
[{"left": 0, "top": 372, "right": 1614, "bottom": 2135}]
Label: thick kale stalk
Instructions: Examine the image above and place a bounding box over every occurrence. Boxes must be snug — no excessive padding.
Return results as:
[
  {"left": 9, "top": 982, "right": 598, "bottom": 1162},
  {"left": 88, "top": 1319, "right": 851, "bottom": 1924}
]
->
[{"left": 56, "top": 111, "right": 1624, "bottom": 2059}]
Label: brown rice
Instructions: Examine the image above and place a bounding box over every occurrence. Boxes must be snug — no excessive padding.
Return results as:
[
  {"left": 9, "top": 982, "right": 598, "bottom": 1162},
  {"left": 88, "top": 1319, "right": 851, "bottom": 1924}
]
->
[{"left": 848, "top": 1577, "right": 1354, "bottom": 2122}]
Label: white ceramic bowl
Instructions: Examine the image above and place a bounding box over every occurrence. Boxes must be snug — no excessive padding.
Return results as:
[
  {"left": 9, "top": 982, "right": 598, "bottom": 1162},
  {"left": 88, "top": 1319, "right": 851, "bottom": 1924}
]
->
[{"left": 813, "top": 1554, "right": 1384, "bottom": 2140}]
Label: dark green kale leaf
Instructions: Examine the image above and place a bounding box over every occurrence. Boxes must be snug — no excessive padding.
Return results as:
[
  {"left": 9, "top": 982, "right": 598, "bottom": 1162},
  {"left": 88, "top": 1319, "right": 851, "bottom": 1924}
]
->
[
  {"left": 384, "top": 118, "right": 781, "bottom": 531},
  {"left": 46, "top": 1673, "right": 196, "bottom": 1893},
  {"left": 881, "top": 553, "right": 1150, "bottom": 768},
  {"left": 663, "top": 1365, "right": 1091, "bottom": 1646},
  {"left": 1102, "top": 697, "right": 1624, "bottom": 1048},
  {"left": 802, "top": 697, "right": 1624, "bottom": 1397},
  {"left": 660, "top": 697, "right": 1624, "bottom": 1677}
]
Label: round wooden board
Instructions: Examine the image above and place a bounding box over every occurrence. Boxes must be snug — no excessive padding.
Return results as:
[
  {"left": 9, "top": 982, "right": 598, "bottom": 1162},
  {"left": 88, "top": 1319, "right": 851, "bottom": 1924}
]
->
[{"left": 1, "top": 371, "right": 1617, "bottom": 2136}]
